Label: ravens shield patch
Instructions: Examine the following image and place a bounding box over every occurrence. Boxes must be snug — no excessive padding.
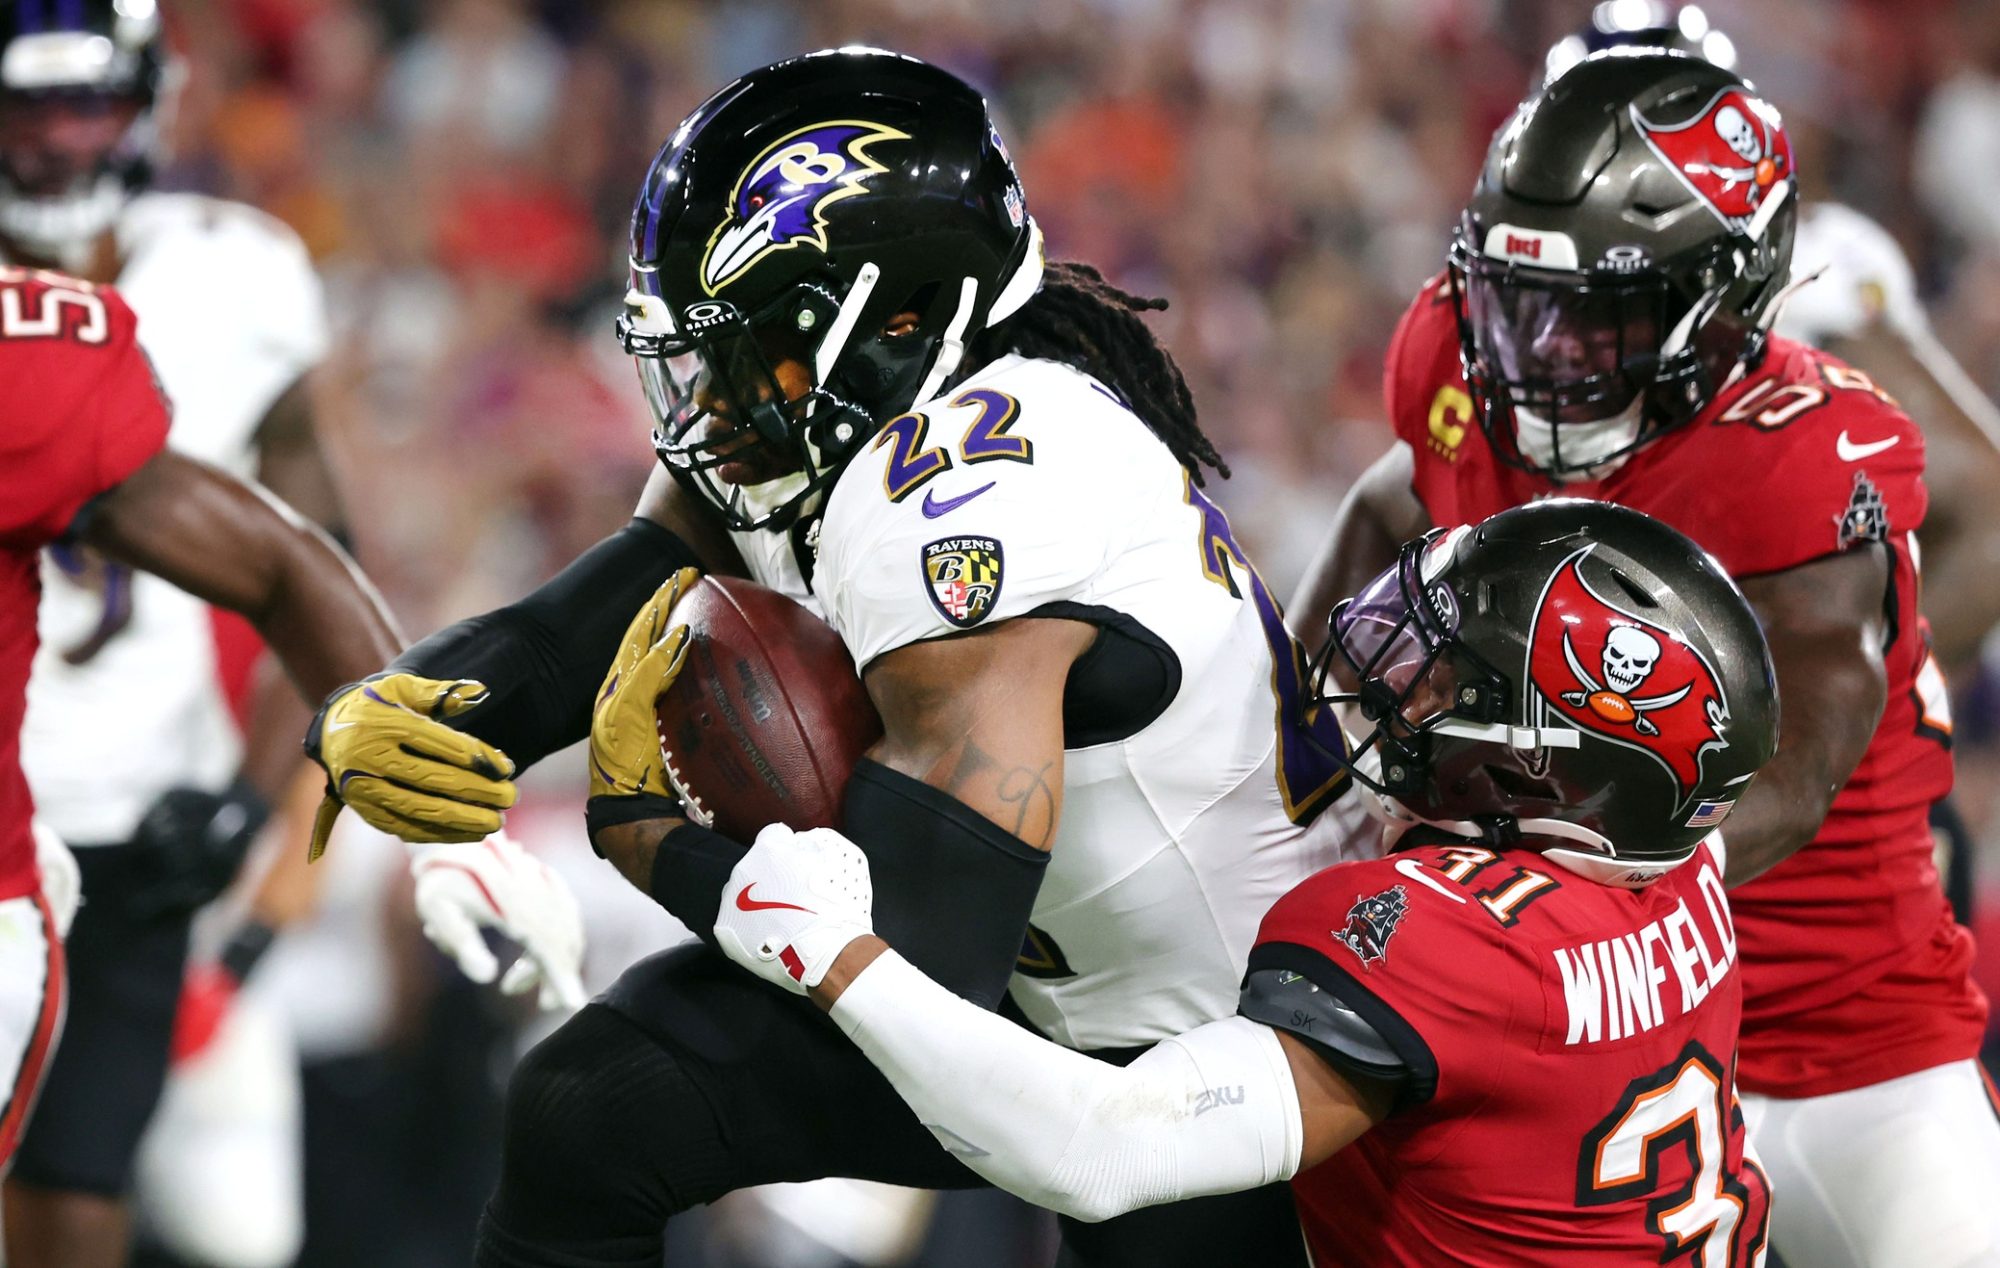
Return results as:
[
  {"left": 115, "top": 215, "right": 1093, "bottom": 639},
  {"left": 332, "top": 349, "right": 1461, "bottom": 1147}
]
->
[{"left": 923, "top": 536, "right": 1004, "bottom": 628}]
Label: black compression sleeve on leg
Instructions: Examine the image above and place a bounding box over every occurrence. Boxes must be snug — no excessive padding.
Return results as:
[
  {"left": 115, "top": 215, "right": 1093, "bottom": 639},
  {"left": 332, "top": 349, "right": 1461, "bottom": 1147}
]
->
[
  {"left": 389, "top": 518, "right": 704, "bottom": 771},
  {"left": 843, "top": 758, "right": 1049, "bottom": 1010},
  {"left": 647, "top": 823, "right": 748, "bottom": 944}
]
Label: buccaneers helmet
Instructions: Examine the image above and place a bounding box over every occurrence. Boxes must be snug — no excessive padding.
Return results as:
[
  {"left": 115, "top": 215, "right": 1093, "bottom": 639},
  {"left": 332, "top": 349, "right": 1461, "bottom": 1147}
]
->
[
  {"left": 0, "top": 0, "right": 170, "bottom": 264},
  {"left": 619, "top": 47, "right": 1044, "bottom": 531},
  {"left": 1308, "top": 500, "right": 1777, "bottom": 885},
  {"left": 1451, "top": 50, "right": 1796, "bottom": 478}
]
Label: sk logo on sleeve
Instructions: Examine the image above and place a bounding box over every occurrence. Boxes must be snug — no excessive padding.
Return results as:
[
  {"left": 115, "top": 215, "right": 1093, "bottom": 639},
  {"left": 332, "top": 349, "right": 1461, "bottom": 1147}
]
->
[
  {"left": 1527, "top": 547, "right": 1730, "bottom": 800},
  {"left": 923, "top": 536, "right": 1004, "bottom": 629}
]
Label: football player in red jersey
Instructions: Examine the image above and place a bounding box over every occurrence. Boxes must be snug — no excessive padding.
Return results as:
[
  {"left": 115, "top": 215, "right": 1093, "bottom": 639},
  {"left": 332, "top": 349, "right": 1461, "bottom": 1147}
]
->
[
  {"left": 0, "top": 267, "right": 402, "bottom": 1190},
  {"left": 1290, "top": 50, "right": 2000, "bottom": 1266},
  {"left": 709, "top": 499, "right": 1782, "bottom": 1267}
]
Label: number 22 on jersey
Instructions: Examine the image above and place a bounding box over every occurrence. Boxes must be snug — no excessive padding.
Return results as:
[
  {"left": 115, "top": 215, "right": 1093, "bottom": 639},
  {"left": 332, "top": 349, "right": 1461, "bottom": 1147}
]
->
[{"left": 873, "top": 389, "right": 1034, "bottom": 501}]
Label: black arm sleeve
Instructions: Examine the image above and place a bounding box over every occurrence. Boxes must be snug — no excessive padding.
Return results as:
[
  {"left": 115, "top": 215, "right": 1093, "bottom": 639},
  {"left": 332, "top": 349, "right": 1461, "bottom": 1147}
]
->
[
  {"left": 648, "top": 821, "right": 747, "bottom": 945},
  {"left": 644, "top": 758, "right": 1048, "bottom": 1010},
  {"left": 843, "top": 758, "right": 1049, "bottom": 1011},
  {"left": 389, "top": 518, "right": 704, "bottom": 770}
]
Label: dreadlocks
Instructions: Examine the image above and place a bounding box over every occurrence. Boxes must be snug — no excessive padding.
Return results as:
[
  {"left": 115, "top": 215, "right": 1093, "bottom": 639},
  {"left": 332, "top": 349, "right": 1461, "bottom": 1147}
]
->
[{"left": 970, "top": 261, "right": 1230, "bottom": 485}]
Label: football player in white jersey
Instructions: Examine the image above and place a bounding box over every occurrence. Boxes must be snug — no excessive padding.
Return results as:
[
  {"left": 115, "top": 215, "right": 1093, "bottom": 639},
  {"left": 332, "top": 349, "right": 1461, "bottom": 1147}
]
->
[
  {"left": 301, "top": 48, "right": 1359, "bottom": 1268},
  {"left": 1, "top": 3, "right": 336, "bottom": 1264}
]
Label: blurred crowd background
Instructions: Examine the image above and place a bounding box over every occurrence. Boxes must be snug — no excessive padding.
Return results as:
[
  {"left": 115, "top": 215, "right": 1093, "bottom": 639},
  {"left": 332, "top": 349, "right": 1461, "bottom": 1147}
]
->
[{"left": 132, "top": 0, "right": 2000, "bottom": 1264}]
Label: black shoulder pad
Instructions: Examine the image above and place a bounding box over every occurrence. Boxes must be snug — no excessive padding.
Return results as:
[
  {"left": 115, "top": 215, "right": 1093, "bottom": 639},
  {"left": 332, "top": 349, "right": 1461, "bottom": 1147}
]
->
[{"left": 1239, "top": 966, "right": 1412, "bottom": 1092}]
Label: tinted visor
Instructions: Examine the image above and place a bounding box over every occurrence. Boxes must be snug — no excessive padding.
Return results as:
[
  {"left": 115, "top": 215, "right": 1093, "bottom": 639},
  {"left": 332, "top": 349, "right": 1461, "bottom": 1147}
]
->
[
  {"left": 1456, "top": 251, "right": 1665, "bottom": 425},
  {"left": 1309, "top": 533, "right": 1509, "bottom": 795}
]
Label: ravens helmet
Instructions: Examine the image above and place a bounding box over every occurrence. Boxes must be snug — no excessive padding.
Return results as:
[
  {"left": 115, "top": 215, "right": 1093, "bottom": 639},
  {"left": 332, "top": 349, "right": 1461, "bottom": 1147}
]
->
[
  {"left": 1309, "top": 500, "right": 1778, "bottom": 885},
  {"left": 1450, "top": 50, "right": 1796, "bottom": 478},
  {"left": 618, "top": 47, "right": 1045, "bottom": 531},
  {"left": 0, "top": 0, "right": 170, "bottom": 264}
]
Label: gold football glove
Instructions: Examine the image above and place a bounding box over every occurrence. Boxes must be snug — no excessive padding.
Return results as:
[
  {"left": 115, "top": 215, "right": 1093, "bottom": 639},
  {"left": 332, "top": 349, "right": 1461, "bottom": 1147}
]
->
[
  {"left": 305, "top": 673, "right": 518, "bottom": 860},
  {"left": 588, "top": 568, "right": 699, "bottom": 808}
]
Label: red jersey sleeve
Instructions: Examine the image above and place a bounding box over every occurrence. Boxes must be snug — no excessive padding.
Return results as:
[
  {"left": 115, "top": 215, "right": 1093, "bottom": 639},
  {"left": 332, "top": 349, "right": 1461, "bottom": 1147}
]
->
[
  {"left": 1658, "top": 340, "right": 1926, "bottom": 579},
  {"left": 1247, "top": 853, "right": 1532, "bottom": 1115},
  {"left": 0, "top": 271, "right": 170, "bottom": 548}
]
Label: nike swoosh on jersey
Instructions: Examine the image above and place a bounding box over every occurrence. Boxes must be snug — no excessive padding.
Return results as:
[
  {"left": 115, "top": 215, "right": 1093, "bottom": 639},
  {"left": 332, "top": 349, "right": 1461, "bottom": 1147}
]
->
[
  {"left": 1836, "top": 431, "right": 1900, "bottom": 462},
  {"left": 735, "top": 884, "right": 813, "bottom": 914},
  {"left": 921, "top": 481, "right": 997, "bottom": 519}
]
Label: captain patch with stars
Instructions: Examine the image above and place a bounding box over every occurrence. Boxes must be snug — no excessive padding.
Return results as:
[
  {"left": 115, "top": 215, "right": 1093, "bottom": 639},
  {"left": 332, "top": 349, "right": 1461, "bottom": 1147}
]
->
[{"left": 923, "top": 536, "right": 1004, "bottom": 628}]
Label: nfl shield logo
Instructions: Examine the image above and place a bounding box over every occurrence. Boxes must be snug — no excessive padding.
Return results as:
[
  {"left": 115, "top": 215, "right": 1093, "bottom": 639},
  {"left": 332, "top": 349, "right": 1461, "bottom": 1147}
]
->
[{"left": 923, "top": 536, "right": 1005, "bottom": 629}]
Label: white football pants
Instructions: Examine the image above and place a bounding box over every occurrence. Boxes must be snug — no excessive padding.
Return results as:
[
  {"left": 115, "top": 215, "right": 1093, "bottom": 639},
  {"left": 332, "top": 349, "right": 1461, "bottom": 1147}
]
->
[{"left": 1744, "top": 1060, "right": 2000, "bottom": 1268}]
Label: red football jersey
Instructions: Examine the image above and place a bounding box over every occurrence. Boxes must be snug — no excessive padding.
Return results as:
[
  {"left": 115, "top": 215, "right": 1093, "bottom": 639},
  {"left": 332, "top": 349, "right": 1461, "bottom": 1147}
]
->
[
  {"left": 1257, "top": 840, "right": 1770, "bottom": 1266},
  {"left": 1385, "top": 275, "right": 1982, "bottom": 1096},
  {"left": 0, "top": 269, "right": 171, "bottom": 901}
]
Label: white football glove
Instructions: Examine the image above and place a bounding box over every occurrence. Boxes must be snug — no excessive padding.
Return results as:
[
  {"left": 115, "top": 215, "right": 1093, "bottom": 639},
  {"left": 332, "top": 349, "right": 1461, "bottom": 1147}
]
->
[
  {"left": 32, "top": 820, "right": 79, "bottom": 939},
  {"left": 715, "top": 824, "right": 875, "bottom": 994},
  {"left": 410, "top": 833, "right": 586, "bottom": 1011}
]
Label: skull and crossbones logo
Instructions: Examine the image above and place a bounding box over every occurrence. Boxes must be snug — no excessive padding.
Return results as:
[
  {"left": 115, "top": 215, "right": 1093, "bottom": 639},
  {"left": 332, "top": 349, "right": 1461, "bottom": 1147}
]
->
[
  {"left": 1560, "top": 624, "right": 1691, "bottom": 737},
  {"left": 1707, "top": 102, "right": 1784, "bottom": 209}
]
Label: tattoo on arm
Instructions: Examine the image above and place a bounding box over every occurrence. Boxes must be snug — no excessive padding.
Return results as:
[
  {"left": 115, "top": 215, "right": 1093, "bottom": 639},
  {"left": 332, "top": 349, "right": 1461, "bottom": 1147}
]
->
[{"left": 945, "top": 741, "right": 1059, "bottom": 844}]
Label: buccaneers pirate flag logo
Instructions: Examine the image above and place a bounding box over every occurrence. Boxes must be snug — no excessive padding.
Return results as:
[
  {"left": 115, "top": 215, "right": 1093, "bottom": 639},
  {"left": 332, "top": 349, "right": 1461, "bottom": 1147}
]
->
[
  {"left": 1633, "top": 87, "right": 1793, "bottom": 230},
  {"left": 1527, "top": 547, "right": 1729, "bottom": 800}
]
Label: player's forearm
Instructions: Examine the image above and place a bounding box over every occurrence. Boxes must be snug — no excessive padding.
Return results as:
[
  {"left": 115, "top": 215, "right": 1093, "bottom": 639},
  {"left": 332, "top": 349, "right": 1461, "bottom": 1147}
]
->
[
  {"left": 390, "top": 519, "right": 705, "bottom": 770},
  {"left": 250, "top": 527, "right": 404, "bottom": 701},
  {"left": 87, "top": 452, "right": 401, "bottom": 699},
  {"left": 825, "top": 948, "right": 1304, "bottom": 1223},
  {"left": 234, "top": 656, "right": 318, "bottom": 803},
  {"left": 1713, "top": 772, "right": 1834, "bottom": 886},
  {"left": 1726, "top": 555, "right": 1892, "bottom": 886}
]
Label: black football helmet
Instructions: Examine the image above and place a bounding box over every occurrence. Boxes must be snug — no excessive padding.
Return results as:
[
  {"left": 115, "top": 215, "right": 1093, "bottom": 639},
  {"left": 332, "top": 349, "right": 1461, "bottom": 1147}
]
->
[
  {"left": 0, "top": 0, "right": 170, "bottom": 263},
  {"left": 1544, "top": 2, "right": 1739, "bottom": 85},
  {"left": 1308, "top": 500, "right": 1777, "bottom": 885},
  {"left": 618, "top": 47, "right": 1044, "bottom": 531},
  {"left": 1450, "top": 50, "right": 1796, "bottom": 478}
]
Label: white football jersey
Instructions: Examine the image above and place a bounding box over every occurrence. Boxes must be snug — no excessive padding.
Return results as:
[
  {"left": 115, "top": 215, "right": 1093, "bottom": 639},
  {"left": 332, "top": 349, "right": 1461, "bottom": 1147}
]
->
[
  {"left": 1778, "top": 201, "right": 1926, "bottom": 347},
  {"left": 732, "top": 355, "right": 1354, "bottom": 1049},
  {"left": 23, "top": 194, "right": 329, "bottom": 844}
]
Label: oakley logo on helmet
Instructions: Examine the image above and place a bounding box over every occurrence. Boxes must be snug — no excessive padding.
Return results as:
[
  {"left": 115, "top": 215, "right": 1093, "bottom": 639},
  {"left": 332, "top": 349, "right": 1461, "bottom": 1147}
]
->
[
  {"left": 1632, "top": 87, "right": 1792, "bottom": 230},
  {"left": 1596, "top": 244, "right": 1651, "bottom": 273},
  {"left": 1528, "top": 547, "right": 1729, "bottom": 799},
  {"left": 700, "top": 120, "right": 910, "bottom": 294}
]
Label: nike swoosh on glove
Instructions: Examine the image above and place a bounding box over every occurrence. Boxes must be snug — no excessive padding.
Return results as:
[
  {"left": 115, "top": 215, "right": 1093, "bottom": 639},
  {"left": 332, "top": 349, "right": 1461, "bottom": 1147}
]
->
[
  {"left": 585, "top": 568, "right": 699, "bottom": 843},
  {"left": 715, "top": 824, "right": 875, "bottom": 994},
  {"left": 410, "top": 833, "right": 587, "bottom": 1012},
  {"left": 305, "top": 673, "right": 518, "bottom": 860}
]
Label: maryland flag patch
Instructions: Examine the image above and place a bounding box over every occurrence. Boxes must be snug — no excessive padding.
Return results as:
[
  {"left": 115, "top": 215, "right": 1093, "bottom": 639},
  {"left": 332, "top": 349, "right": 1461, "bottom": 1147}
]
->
[{"left": 923, "top": 536, "right": 1004, "bottom": 628}]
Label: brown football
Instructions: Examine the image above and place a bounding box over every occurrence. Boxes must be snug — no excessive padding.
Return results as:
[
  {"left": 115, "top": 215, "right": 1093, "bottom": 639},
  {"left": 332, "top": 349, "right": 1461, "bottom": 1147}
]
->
[{"left": 653, "top": 576, "right": 883, "bottom": 841}]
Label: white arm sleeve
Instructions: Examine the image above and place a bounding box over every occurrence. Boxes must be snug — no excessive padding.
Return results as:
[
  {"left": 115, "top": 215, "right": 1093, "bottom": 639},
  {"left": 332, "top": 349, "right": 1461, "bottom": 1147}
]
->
[{"left": 830, "top": 950, "right": 1304, "bottom": 1222}]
